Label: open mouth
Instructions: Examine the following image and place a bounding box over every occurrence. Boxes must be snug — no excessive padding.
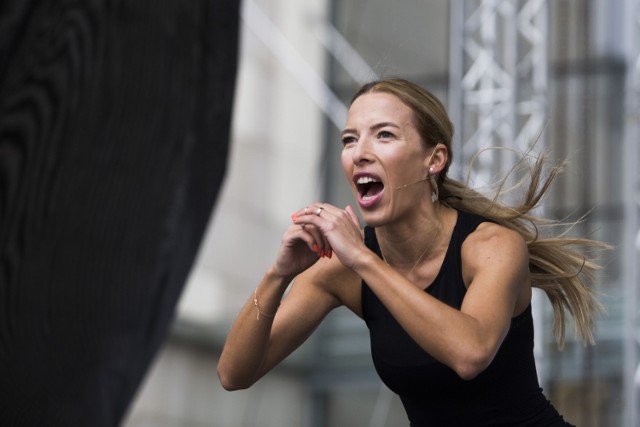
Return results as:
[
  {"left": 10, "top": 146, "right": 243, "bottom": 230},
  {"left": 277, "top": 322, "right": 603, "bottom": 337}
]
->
[{"left": 356, "top": 175, "right": 384, "bottom": 201}]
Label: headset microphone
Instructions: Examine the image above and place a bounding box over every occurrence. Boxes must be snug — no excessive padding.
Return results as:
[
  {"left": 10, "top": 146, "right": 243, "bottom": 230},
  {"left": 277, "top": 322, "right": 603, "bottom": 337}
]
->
[
  {"left": 395, "top": 176, "right": 429, "bottom": 190},
  {"left": 395, "top": 144, "right": 442, "bottom": 191}
]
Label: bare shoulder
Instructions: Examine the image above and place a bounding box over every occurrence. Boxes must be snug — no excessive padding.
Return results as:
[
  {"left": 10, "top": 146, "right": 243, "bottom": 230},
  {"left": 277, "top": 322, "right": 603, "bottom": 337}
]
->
[
  {"left": 464, "top": 221, "right": 528, "bottom": 255},
  {"left": 461, "top": 221, "right": 529, "bottom": 281},
  {"left": 293, "top": 255, "right": 363, "bottom": 317}
]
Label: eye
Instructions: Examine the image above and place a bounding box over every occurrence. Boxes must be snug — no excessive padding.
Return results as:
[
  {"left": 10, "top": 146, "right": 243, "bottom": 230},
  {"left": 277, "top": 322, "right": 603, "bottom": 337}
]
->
[
  {"left": 377, "top": 130, "right": 395, "bottom": 139},
  {"left": 341, "top": 135, "right": 357, "bottom": 146}
]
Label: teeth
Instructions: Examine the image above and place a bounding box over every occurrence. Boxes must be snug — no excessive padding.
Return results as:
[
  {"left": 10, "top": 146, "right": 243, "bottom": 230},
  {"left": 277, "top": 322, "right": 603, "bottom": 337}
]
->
[
  {"left": 362, "top": 194, "right": 377, "bottom": 201},
  {"left": 356, "top": 176, "right": 379, "bottom": 184}
]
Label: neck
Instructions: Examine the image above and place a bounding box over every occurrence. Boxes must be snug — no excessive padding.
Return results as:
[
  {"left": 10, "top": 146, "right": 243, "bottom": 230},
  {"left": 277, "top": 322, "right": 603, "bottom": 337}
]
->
[{"left": 376, "top": 202, "right": 452, "bottom": 272}]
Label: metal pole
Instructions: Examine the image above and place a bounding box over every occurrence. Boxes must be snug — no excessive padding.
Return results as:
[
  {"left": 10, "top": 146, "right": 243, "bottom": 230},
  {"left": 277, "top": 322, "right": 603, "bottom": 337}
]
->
[{"left": 623, "top": 0, "right": 640, "bottom": 424}]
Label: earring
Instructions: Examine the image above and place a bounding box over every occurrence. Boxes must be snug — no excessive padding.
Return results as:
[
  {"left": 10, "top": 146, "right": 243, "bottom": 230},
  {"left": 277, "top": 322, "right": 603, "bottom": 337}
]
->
[{"left": 429, "top": 168, "right": 438, "bottom": 203}]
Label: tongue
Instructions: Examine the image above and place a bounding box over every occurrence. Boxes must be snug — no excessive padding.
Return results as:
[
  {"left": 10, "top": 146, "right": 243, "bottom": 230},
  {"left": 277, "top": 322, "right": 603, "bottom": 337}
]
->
[{"left": 364, "top": 182, "right": 384, "bottom": 197}]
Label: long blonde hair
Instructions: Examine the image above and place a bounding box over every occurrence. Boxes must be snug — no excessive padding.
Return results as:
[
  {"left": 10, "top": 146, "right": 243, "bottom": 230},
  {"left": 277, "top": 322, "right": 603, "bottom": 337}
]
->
[{"left": 352, "top": 78, "right": 608, "bottom": 347}]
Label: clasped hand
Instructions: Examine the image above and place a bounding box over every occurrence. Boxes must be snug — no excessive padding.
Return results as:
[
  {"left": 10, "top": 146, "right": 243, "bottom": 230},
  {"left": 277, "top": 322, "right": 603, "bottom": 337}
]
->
[{"left": 272, "top": 204, "right": 365, "bottom": 278}]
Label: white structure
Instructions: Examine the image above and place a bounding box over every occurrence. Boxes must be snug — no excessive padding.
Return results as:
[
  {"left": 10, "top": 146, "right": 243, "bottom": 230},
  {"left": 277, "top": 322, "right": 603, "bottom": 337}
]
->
[
  {"left": 448, "top": 0, "right": 548, "bottom": 185},
  {"left": 624, "top": 0, "right": 640, "bottom": 425}
]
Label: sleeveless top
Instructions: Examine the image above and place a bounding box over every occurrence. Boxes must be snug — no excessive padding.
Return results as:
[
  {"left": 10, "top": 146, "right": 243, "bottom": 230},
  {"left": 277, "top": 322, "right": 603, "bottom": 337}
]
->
[{"left": 361, "top": 210, "right": 573, "bottom": 426}]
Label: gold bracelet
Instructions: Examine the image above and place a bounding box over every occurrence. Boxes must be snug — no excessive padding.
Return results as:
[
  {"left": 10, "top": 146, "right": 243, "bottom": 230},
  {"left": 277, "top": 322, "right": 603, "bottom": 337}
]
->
[{"left": 253, "top": 288, "right": 279, "bottom": 320}]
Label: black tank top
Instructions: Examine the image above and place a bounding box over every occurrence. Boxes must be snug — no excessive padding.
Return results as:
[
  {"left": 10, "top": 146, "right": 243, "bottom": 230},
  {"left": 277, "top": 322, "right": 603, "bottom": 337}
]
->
[{"left": 361, "top": 210, "right": 573, "bottom": 426}]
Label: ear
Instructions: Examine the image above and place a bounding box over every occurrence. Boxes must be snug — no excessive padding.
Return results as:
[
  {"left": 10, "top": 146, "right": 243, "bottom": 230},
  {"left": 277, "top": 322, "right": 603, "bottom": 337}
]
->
[{"left": 425, "top": 143, "right": 448, "bottom": 175}]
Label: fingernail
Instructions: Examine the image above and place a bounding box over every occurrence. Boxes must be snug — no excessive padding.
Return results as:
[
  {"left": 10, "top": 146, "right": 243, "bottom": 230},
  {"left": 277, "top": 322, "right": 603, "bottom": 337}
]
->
[
  {"left": 320, "top": 250, "right": 325, "bottom": 258},
  {"left": 327, "top": 249, "right": 332, "bottom": 258},
  {"left": 313, "top": 244, "right": 319, "bottom": 253},
  {"left": 291, "top": 214, "right": 297, "bottom": 221}
]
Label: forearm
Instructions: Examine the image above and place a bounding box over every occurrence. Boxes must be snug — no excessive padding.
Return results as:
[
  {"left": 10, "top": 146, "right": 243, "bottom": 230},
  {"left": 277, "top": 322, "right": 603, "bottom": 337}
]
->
[
  {"left": 217, "top": 266, "right": 291, "bottom": 390},
  {"left": 351, "top": 253, "right": 503, "bottom": 379}
]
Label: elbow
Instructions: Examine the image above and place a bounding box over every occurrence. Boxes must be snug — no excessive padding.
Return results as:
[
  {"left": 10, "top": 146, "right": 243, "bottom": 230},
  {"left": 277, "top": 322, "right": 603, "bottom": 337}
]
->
[
  {"left": 453, "top": 351, "right": 493, "bottom": 381},
  {"left": 217, "top": 364, "right": 253, "bottom": 391},
  {"left": 219, "top": 381, "right": 248, "bottom": 392},
  {"left": 218, "top": 376, "right": 246, "bottom": 392},
  {"left": 455, "top": 364, "right": 484, "bottom": 381}
]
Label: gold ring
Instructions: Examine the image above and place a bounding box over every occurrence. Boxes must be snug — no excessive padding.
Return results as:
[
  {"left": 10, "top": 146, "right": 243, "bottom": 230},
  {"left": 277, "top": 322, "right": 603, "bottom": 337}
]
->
[{"left": 304, "top": 206, "right": 309, "bottom": 215}]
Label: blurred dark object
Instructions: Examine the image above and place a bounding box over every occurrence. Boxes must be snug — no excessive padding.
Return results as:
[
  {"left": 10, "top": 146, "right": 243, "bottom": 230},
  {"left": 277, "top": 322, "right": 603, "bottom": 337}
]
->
[{"left": 0, "top": 0, "right": 240, "bottom": 425}]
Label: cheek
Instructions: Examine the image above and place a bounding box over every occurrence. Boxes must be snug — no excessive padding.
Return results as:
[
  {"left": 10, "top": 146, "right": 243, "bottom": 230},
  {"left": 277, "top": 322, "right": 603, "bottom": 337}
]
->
[
  {"left": 340, "top": 148, "right": 351, "bottom": 169},
  {"left": 340, "top": 149, "right": 353, "bottom": 180},
  {"left": 388, "top": 153, "right": 425, "bottom": 183}
]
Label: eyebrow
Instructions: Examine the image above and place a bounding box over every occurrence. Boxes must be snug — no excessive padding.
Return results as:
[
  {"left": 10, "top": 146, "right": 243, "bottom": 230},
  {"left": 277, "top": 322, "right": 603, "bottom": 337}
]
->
[{"left": 341, "top": 122, "right": 400, "bottom": 137}]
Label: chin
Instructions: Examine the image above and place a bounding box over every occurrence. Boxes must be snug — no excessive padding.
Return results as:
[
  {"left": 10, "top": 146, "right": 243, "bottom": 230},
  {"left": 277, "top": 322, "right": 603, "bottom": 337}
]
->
[{"left": 359, "top": 210, "right": 387, "bottom": 228}]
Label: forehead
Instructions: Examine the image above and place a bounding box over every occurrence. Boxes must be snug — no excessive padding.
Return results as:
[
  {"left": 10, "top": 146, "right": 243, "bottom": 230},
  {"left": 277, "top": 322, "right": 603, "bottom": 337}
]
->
[{"left": 346, "top": 92, "right": 415, "bottom": 127}]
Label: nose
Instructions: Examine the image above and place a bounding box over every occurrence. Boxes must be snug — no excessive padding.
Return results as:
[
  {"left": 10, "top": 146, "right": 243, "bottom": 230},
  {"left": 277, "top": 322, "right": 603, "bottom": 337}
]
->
[{"left": 352, "top": 137, "right": 373, "bottom": 165}]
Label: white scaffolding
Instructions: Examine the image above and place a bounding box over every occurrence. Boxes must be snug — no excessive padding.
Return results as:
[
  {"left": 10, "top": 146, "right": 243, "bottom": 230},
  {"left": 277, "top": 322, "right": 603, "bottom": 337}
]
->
[
  {"left": 624, "top": 0, "right": 640, "bottom": 425},
  {"left": 448, "top": 0, "right": 548, "bottom": 186},
  {"left": 448, "top": 0, "right": 549, "bottom": 380},
  {"left": 449, "top": 2, "right": 638, "bottom": 425}
]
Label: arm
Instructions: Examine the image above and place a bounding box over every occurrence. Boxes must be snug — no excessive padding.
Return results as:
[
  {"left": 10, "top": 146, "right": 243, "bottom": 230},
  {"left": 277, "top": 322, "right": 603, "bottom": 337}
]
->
[
  {"left": 293, "top": 205, "right": 530, "bottom": 380},
  {"left": 352, "top": 223, "right": 530, "bottom": 380},
  {"left": 217, "top": 224, "right": 360, "bottom": 391}
]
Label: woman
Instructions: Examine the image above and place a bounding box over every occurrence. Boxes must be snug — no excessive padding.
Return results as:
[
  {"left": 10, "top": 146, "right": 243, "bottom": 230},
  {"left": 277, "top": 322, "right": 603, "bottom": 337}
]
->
[{"left": 217, "top": 78, "right": 604, "bottom": 426}]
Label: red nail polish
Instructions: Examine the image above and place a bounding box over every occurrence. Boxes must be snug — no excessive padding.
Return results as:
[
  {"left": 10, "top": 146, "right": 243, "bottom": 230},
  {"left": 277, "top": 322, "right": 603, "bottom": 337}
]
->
[
  {"left": 328, "top": 249, "right": 332, "bottom": 258},
  {"left": 321, "top": 250, "right": 325, "bottom": 258},
  {"left": 313, "top": 244, "right": 318, "bottom": 253},
  {"left": 291, "top": 214, "right": 297, "bottom": 221}
]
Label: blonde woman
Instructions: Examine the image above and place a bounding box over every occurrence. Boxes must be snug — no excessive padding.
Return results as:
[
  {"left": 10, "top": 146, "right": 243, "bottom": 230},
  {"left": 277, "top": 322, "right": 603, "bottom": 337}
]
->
[{"left": 218, "top": 78, "right": 604, "bottom": 426}]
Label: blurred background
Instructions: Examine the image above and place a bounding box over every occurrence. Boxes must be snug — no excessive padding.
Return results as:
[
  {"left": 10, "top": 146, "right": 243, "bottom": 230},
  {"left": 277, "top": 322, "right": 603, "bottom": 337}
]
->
[{"left": 123, "top": 0, "right": 639, "bottom": 426}]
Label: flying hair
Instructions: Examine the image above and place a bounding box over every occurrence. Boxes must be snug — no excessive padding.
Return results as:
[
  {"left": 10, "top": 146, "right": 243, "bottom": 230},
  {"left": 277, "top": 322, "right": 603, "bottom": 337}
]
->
[{"left": 351, "top": 77, "right": 610, "bottom": 348}]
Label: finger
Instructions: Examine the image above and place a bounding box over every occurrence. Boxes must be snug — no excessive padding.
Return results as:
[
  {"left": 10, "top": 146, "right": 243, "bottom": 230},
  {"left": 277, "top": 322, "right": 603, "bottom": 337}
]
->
[
  {"left": 290, "top": 209, "right": 317, "bottom": 253},
  {"left": 345, "top": 205, "right": 360, "bottom": 227},
  {"left": 310, "top": 205, "right": 331, "bottom": 256},
  {"left": 317, "top": 207, "right": 337, "bottom": 258},
  {"left": 291, "top": 204, "right": 322, "bottom": 221},
  {"left": 290, "top": 207, "right": 305, "bottom": 223},
  {"left": 301, "top": 223, "right": 325, "bottom": 256},
  {"left": 317, "top": 230, "right": 331, "bottom": 258},
  {"left": 293, "top": 203, "right": 334, "bottom": 219},
  {"left": 285, "top": 222, "right": 322, "bottom": 255},
  {"left": 324, "top": 241, "right": 333, "bottom": 258},
  {"left": 295, "top": 205, "right": 334, "bottom": 256}
]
